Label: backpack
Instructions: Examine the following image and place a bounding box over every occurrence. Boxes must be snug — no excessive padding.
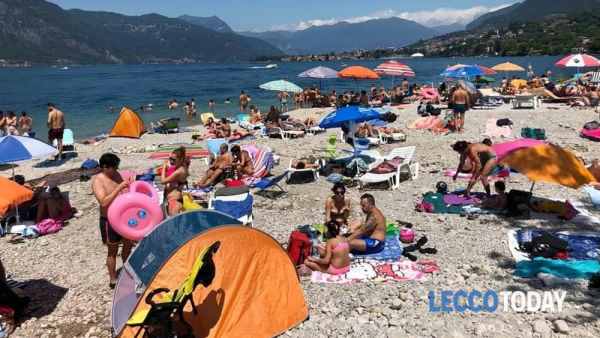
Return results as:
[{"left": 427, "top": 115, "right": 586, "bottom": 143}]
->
[
  {"left": 287, "top": 230, "right": 312, "bottom": 267},
  {"left": 506, "top": 190, "right": 531, "bottom": 216},
  {"left": 520, "top": 231, "right": 569, "bottom": 259}
]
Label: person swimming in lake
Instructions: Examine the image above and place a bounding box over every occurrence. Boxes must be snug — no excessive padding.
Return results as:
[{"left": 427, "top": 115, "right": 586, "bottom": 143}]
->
[
  {"left": 304, "top": 221, "right": 351, "bottom": 276},
  {"left": 452, "top": 141, "right": 498, "bottom": 197},
  {"left": 160, "top": 147, "right": 189, "bottom": 216}
]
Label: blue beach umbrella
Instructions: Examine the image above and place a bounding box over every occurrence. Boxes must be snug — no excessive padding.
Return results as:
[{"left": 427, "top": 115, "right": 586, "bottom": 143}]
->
[
  {"left": 0, "top": 135, "right": 58, "bottom": 164},
  {"left": 441, "top": 65, "right": 486, "bottom": 79},
  {"left": 259, "top": 80, "right": 303, "bottom": 93},
  {"left": 319, "top": 106, "right": 382, "bottom": 129}
]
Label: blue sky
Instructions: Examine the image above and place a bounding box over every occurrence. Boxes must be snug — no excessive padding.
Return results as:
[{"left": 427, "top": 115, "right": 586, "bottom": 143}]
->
[{"left": 49, "top": 0, "right": 514, "bottom": 31}]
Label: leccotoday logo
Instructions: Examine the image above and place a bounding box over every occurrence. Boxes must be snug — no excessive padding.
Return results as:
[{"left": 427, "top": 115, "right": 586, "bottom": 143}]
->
[{"left": 428, "top": 289, "right": 567, "bottom": 313}]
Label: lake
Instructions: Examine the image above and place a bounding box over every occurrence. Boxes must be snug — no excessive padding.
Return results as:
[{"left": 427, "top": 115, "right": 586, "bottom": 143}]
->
[{"left": 0, "top": 55, "right": 577, "bottom": 139}]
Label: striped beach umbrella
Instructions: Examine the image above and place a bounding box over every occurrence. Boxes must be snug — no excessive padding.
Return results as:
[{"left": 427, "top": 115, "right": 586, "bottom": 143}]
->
[
  {"left": 374, "top": 61, "right": 415, "bottom": 77},
  {"left": 0, "top": 135, "right": 57, "bottom": 164},
  {"left": 555, "top": 54, "right": 600, "bottom": 68}
]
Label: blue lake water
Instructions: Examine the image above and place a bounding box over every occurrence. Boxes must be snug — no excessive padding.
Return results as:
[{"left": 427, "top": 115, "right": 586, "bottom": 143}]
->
[{"left": 0, "top": 55, "right": 578, "bottom": 138}]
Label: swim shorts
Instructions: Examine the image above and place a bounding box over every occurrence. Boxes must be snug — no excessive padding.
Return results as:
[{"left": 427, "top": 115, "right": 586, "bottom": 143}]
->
[
  {"left": 100, "top": 216, "right": 122, "bottom": 245},
  {"left": 453, "top": 104, "right": 467, "bottom": 114},
  {"left": 48, "top": 128, "right": 64, "bottom": 141},
  {"left": 352, "top": 236, "right": 385, "bottom": 255}
]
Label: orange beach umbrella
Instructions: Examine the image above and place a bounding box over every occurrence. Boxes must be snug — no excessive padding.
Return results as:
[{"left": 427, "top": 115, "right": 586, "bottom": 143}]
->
[
  {"left": 0, "top": 176, "right": 33, "bottom": 216},
  {"left": 338, "top": 66, "right": 380, "bottom": 80}
]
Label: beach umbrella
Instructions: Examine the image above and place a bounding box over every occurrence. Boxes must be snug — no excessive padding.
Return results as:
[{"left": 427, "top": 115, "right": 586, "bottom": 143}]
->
[
  {"left": 492, "top": 62, "right": 526, "bottom": 72},
  {"left": 259, "top": 79, "right": 303, "bottom": 93},
  {"left": 500, "top": 144, "right": 595, "bottom": 189},
  {"left": 555, "top": 54, "right": 600, "bottom": 68},
  {"left": 441, "top": 64, "right": 488, "bottom": 79},
  {"left": 319, "top": 106, "right": 381, "bottom": 129},
  {"left": 298, "top": 66, "right": 338, "bottom": 89},
  {"left": 492, "top": 139, "right": 546, "bottom": 162},
  {"left": 0, "top": 176, "right": 33, "bottom": 218},
  {"left": 298, "top": 66, "right": 338, "bottom": 79},
  {"left": 374, "top": 61, "right": 415, "bottom": 77},
  {"left": 0, "top": 135, "right": 58, "bottom": 164},
  {"left": 338, "top": 66, "right": 380, "bottom": 80}
]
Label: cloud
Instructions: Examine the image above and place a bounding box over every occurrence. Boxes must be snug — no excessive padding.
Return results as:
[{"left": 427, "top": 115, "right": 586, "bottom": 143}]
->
[{"left": 266, "top": 3, "right": 513, "bottom": 31}]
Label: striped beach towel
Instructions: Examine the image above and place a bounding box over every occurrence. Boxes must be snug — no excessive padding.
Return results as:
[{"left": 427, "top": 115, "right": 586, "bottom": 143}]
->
[
  {"left": 242, "top": 144, "right": 274, "bottom": 185},
  {"left": 148, "top": 144, "right": 209, "bottom": 160}
]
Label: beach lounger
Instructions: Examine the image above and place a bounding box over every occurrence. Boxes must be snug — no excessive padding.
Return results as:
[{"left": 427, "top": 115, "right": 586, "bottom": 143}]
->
[
  {"left": 358, "top": 146, "right": 419, "bottom": 190},
  {"left": 200, "top": 113, "right": 216, "bottom": 125},
  {"left": 512, "top": 95, "right": 540, "bottom": 109},
  {"left": 209, "top": 188, "right": 253, "bottom": 225},
  {"left": 286, "top": 159, "right": 319, "bottom": 183},
  {"left": 268, "top": 127, "right": 304, "bottom": 141}
]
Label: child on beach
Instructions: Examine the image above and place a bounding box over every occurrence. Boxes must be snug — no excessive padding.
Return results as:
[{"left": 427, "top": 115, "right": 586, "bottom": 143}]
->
[{"left": 305, "top": 222, "right": 351, "bottom": 276}]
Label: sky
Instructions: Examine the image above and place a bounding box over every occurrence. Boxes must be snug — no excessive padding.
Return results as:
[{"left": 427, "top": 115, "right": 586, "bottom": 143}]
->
[{"left": 49, "top": 0, "right": 515, "bottom": 32}]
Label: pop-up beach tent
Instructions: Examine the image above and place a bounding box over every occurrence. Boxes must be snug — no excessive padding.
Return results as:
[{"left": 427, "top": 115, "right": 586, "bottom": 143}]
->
[
  {"left": 110, "top": 107, "right": 145, "bottom": 138},
  {"left": 112, "top": 210, "right": 308, "bottom": 338}
]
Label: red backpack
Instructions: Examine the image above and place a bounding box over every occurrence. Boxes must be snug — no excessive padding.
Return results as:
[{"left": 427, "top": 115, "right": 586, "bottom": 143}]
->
[{"left": 287, "top": 230, "right": 312, "bottom": 266}]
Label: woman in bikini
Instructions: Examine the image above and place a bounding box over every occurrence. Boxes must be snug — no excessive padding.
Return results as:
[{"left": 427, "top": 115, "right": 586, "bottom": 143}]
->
[
  {"left": 452, "top": 141, "right": 498, "bottom": 197},
  {"left": 305, "top": 222, "right": 351, "bottom": 276},
  {"left": 325, "top": 182, "right": 351, "bottom": 227},
  {"left": 230, "top": 145, "right": 253, "bottom": 177},
  {"left": 160, "top": 147, "right": 189, "bottom": 216}
]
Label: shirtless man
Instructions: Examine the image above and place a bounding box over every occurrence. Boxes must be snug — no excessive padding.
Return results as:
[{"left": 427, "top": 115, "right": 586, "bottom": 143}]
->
[
  {"left": 231, "top": 145, "right": 253, "bottom": 177},
  {"left": 348, "top": 194, "right": 387, "bottom": 255},
  {"left": 196, "top": 143, "right": 232, "bottom": 188},
  {"left": 451, "top": 85, "right": 469, "bottom": 132},
  {"left": 92, "top": 153, "right": 134, "bottom": 288},
  {"left": 239, "top": 91, "right": 249, "bottom": 112},
  {"left": 216, "top": 118, "right": 232, "bottom": 138},
  {"left": 47, "top": 103, "right": 66, "bottom": 159},
  {"left": 18, "top": 112, "right": 33, "bottom": 136}
]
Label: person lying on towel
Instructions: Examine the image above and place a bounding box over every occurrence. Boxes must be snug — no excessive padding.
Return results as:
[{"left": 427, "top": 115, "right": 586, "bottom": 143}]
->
[{"left": 347, "top": 194, "right": 386, "bottom": 255}]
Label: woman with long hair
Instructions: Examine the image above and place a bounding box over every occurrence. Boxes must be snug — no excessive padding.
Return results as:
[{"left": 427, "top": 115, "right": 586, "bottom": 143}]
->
[{"left": 160, "top": 147, "right": 189, "bottom": 215}]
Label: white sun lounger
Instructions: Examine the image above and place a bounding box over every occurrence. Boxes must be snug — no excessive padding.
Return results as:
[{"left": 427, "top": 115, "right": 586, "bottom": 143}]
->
[
  {"left": 358, "top": 146, "right": 419, "bottom": 190},
  {"left": 286, "top": 159, "right": 320, "bottom": 183}
]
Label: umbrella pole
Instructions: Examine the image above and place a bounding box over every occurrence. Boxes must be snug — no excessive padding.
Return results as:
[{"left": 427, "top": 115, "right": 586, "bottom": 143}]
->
[{"left": 528, "top": 182, "right": 536, "bottom": 204}]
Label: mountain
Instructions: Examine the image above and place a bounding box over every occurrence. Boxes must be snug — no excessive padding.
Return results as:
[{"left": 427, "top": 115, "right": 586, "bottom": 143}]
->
[
  {"left": 0, "top": 0, "right": 282, "bottom": 64},
  {"left": 178, "top": 15, "right": 233, "bottom": 33},
  {"left": 241, "top": 17, "right": 437, "bottom": 55},
  {"left": 467, "top": 0, "right": 600, "bottom": 30},
  {"left": 431, "top": 23, "right": 465, "bottom": 35}
]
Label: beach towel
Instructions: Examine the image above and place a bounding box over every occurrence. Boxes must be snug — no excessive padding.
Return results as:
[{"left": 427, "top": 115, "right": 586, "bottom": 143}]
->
[
  {"left": 352, "top": 235, "right": 403, "bottom": 261},
  {"left": 241, "top": 145, "right": 274, "bottom": 185},
  {"left": 516, "top": 229, "right": 600, "bottom": 260},
  {"left": 418, "top": 192, "right": 464, "bottom": 214},
  {"left": 515, "top": 257, "right": 600, "bottom": 279},
  {"left": 408, "top": 116, "right": 441, "bottom": 130},
  {"left": 310, "top": 259, "right": 438, "bottom": 284},
  {"left": 148, "top": 144, "right": 209, "bottom": 160},
  {"left": 581, "top": 128, "right": 600, "bottom": 141},
  {"left": 482, "top": 119, "right": 512, "bottom": 138},
  {"left": 443, "top": 193, "right": 483, "bottom": 206},
  {"left": 443, "top": 168, "right": 510, "bottom": 180}
]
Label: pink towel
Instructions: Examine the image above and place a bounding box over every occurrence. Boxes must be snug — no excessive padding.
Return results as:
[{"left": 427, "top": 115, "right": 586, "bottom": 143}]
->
[
  {"left": 311, "top": 259, "right": 439, "bottom": 284},
  {"left": 581, "top": 128, "right": 600, "bottom": 141},
  {"left": 492, "top": 139, "right": 545, "bottom": 162}
]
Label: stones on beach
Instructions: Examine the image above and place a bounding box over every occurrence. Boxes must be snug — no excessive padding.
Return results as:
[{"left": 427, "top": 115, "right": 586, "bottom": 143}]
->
[
  {"left": 553, "top": 319, "right": 569, "bottom": 334},
  {"left": 532, "top": 319, "right": 552, "bottom": 335}
]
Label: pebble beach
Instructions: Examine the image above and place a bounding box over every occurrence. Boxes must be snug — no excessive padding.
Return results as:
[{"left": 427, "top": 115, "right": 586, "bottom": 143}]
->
[{"left": 2, "top": 102, "right": 600, "bottom": 338}]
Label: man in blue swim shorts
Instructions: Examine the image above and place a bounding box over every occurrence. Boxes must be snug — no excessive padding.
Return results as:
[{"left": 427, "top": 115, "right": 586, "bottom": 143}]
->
[{"left": 348, "top": 194, "right": 387, "bottom": 255}]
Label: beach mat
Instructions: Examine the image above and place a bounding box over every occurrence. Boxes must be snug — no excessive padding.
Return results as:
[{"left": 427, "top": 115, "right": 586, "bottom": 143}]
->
[
  {"left": 515, "top": 229, "right": 600, "bottom": 260},
  {"left": 515, "top": 258, "right": 600, "bottom": 279},
  {"left": 444, "top": 168, "right": 510, "bottom": 180},
  {"left": 351, "top": 235, "right": 403, "bottom": 261},
  {"left": 28, "top": 167, "right": 100, "bottom": 187},
  {"left": 148, "top": 144, "right": 209, "bottom": 160},
  {"left": 310, "top": 259, "right": 438, "bottom": 284}
]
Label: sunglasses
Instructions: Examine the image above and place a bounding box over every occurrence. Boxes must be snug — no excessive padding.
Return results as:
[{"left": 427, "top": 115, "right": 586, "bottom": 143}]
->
[
  {"left": 169, "top": 157, "right": 177, "bottom": 163},
  {"left": 335, "top": 190, "right": 345, "bottom": 195}
]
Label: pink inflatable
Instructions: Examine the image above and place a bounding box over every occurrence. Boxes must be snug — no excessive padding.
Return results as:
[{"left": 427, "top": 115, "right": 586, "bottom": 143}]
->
[
  {"left": 581, "top": 128, "right": 600, "bottom": 141},
  {"left": 129, "top": 181, "right": 159, "bottom": 204},
  {"left": 119, "top": 170, "right": 137, "bottom": 182},
  {"left": 108, "top": 191, "right": 163, "bottom": 241}
]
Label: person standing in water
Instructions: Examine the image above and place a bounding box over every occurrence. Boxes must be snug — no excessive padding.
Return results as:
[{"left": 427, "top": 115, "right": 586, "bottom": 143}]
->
[
  {"left": 239, "top": 91, "right": 249, "bottom": 112},
  {"left": 208, "top": 99, "right": 215, "bottom": 113},
  {"left": 47, "top": 103, "right": 65, "bottom": 160},
  {"left": 18, "top": 112, "right": 33, "bottom": 136}
]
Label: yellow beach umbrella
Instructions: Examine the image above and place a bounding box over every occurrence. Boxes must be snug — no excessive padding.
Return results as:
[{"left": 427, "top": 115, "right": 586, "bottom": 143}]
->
[
  {"left": 501, "top": 144, "right": 596, "bottom": 189},
  {"left": 492, "top": 62, "right": 526, "bottom": 72}
]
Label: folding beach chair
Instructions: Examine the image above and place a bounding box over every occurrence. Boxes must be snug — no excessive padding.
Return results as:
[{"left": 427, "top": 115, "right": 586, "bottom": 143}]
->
[
  {"left": 286, "top": 159, "right": 319, "bottom": 183},
  {"left": 250, "top": 171, "right": 288, "bottom": 197},
  {"left": 127, "top": 242, "right": 220, "bottom": 338},
  {"left": 209, "top": 187, "right": 253, "bottom": 225}
]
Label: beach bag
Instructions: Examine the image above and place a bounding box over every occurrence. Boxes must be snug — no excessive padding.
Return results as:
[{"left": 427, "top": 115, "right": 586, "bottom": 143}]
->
[
  {"left": 35, "top": 219, "right": 63, "bottom": 236},
  {"left": 506, "top": 190, "right": 531, "bottom": 216},
  {"left": 584, "top": 121, "right": 600, "bottom": 130},
  {"left": 287, "top": 230, "right": 312, "bottom": 267},
  {"left": 520, "top": 231, "right": 568, "bottom": 259},
  {"left": 81, "top": 159, "right": 99, "bottom": 170}
]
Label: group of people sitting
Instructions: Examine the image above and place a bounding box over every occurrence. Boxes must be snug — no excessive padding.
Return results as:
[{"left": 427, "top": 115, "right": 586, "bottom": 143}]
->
[
  {"left": 305, "top": 185, "right": 388, "bottom": 275},
  {"left": 201, "top": 117, "right": 251, "bottom": 140},
  {"left": 0, "top": 111, "right": 33, "bottom": 137},
  {"left": 9, "top": 175, "right": 74, "bottom": 225}
]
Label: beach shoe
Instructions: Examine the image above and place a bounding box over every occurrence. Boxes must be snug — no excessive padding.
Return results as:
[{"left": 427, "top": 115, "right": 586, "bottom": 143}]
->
[{"left": 418, "top": 247, "right": 438, "bottom": 255}]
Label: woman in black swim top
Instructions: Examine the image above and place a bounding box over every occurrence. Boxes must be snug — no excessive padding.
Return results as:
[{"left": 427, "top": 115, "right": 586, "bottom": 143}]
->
[{"left": 452, "top": 141, "right": 498, "bottom": 197}]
